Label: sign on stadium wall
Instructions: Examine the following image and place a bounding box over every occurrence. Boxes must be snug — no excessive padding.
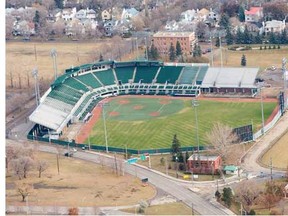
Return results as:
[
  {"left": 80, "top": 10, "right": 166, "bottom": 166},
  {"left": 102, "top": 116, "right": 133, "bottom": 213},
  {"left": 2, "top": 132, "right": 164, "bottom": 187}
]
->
[{"left": 233, "top": 124, "right": 253, "bottom": 142}]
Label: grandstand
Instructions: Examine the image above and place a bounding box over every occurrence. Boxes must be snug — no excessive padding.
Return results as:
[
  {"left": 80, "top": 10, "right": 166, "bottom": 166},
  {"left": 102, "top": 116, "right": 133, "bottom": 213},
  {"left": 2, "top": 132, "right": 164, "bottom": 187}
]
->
[{"left": 29, "top": 60, "right": 258, "bottom": 139}]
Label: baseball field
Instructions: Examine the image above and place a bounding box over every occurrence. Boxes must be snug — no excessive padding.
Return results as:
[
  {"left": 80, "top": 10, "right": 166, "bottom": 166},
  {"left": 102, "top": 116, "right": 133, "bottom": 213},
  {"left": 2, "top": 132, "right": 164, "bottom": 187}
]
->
[{"left": 84, "top": 96, "right": 277, "bottom": 150}]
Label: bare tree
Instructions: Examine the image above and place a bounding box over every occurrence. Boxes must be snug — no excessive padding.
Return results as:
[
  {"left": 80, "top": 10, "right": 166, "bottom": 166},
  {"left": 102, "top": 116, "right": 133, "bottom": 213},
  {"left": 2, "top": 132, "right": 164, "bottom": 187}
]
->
[
  {"left": 206, "top": 122, "right": 239, "bottom": 161},
  {"left": 52, "top": 20, "right": 66, "bottom": 37},
  {"left": 132, "top": 15, "right": 145, "bottom": 31},
  {"left": 10, "top": 156, "right": 34, "bottom": 179},
  {"left": 36, "top": 160, "right": 49, "bottom": 178},
  {"left": 16, "top": 182, "right": 33, "bottom": 202},
  {"left": 234, "top": 180, "right": 261, "bottom": 212},
  {"left": 6, "top": 14, "right": 15, "bottom": 39},
  {"left": 68, "top": 207, "right": 79, "bottom": 215},
  {"left": 42, "top": 0, "right": 55, "bottom": 11}
]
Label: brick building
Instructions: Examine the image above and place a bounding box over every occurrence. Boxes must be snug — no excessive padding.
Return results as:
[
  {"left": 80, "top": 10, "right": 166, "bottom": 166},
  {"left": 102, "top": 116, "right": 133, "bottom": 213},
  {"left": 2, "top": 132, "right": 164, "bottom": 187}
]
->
[
  {"left": 152, "top": 31, "right": 197, "bottom": 56},
  {"left": 187, "top": 154, "right": 222, "bottom": 174}
]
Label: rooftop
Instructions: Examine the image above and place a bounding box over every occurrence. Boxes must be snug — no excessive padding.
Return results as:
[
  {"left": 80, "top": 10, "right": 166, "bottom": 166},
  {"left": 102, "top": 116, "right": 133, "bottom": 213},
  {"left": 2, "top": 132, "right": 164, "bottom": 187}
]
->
[
  {"left": 153, "top": 31, "right": 195, "bottom": 38},
  {"left": 245, "top": 7, "right": 262, "bottom": 15},
  {"left": 188, "top": 154, "right": 220, "bottom": 161},
  {"left": 223, "top": 165, "right": 238, "bottom": 172}
]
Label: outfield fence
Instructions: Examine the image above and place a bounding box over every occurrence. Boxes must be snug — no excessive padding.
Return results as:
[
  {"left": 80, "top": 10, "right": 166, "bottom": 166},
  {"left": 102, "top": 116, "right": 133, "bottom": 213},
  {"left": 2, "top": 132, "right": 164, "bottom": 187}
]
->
[{"left": 253, "top": 108, "right": 282, "bottom": 140}]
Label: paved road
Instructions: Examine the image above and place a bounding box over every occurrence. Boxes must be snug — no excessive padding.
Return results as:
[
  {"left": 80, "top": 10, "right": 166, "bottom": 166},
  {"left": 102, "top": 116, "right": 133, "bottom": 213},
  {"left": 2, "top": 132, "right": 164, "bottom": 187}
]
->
[{"left": 19, "top": 141, "right": 234, "bottom": 215}]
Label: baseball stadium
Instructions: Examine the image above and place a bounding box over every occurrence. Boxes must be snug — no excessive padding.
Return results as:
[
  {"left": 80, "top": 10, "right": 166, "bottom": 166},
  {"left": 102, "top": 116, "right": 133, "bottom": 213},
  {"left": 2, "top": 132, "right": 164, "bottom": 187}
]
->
[{"left": 28, "top": 60, "right": 280, "bottom": 153}]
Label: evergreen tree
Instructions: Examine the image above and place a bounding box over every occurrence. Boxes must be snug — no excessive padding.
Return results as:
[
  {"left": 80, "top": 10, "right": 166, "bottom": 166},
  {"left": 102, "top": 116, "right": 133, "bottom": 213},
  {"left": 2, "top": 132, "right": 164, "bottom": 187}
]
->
[
  {"left": 171, "top": 134, "right": 181, "bottom": 155},
  {"left": 169, "top": 43, "right": 176, "bottom": 62},
  {"left": 225, "top": 27, "right": 234, "bottom": 45},
  {"left": 238, "top": 5, "right": 245, "bottom": 22},
  {"left": 149, "top": 44, "right": 159, "bottom": 60},
  {"left": 193, "top": 44, "right": 202, "bottom": 57},
  {"left": 235, "top": 27, "right": 243, "bottom": 44},
  {"left": 222, "top": 187, "right": 233, "bottom": 207},
  {"left": 268, "top": 32, "right": 276, "bottom": 44},
  {"left": 280, "top": 29, "right": 287, "bottom": 44},
  {"left": 215, "top": 37, "right": 220, "bottom": 47},
  {"left": 185, "top": 151, "right": 190, "bottom": 163},
  {"left": 219, "top": 13, "right": 230, "bottom": 29},
  {"left": 54, "top": 0, "right": 63, "bottom": 9},
  {"left": 176, "top": 41, "right": 182, "bottom": 57},
  {"left": 241, "top": 54, "right": 246, "bottom": 66},
  {"left": 243, "top": 25, "right": 251, "bottom": 44},
  {"left": 99, "top": 53, "right": 104, "bottom": 61},
  {"left": 253, "top": 32, "right": 263, "bottom": 44},
  {"left": 33, "top": 10, "right": 40, "bottom": 33}
]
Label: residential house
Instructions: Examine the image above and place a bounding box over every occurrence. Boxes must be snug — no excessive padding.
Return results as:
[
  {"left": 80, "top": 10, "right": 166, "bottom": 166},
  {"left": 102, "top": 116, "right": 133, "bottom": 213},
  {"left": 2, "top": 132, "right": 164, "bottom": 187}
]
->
[
  {"left": 152, "top": 31, "right": 197, "bottom": 55},
  {"left": 86, "top": 8, "right": 97, "bottom": 20},
  {"left": 187, "top": 155, "right": 222, "bottom": 174},
  {"left": 180, "top": 9, "right": 196, "bottom": 23},
  {"left": 164, "top": 20, "right": 179, "bottom": 31},
  {"left": 62, "top": 7, "right": 76, "bottom": 21},
  {"left": 263, "top": 19, "right": 286, "bottom": 35},
  {"left": 102, "top": 9, "right": 112, "bottom": 21},
  {"left": 121, "top": 8, "right": 139, "bottom": 21},
  {"left": 245, "top": 7, "right": 263, "bottom": 23},
  {"left": 13, "top": 20, "right": 35, "bottom": 36},
  {"left": 75, "top": 9, "right": 86, "bottom": 20},
  {"left": 195, "top": 8, "right": 210, "bottom": 22}
]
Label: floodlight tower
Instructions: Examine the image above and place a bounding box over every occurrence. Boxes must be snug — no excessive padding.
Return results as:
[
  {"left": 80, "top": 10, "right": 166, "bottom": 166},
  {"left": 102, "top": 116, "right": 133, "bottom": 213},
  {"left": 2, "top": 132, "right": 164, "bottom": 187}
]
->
[
  {"left": 50, "top": 48, "right": 58, "bottom": 81},
  {"left": 192, "top": 99, "right": 200, "bottom": 156},
  {"left": 32, "top": 68, "right": 40, "bottom": 106}
]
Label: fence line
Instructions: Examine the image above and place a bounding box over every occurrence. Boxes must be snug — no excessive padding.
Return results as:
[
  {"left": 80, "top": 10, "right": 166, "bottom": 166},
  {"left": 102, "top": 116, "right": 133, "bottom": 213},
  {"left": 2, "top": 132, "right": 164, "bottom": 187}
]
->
[{"left": 253, "top": 108, "right": 282, "bottom": 140}]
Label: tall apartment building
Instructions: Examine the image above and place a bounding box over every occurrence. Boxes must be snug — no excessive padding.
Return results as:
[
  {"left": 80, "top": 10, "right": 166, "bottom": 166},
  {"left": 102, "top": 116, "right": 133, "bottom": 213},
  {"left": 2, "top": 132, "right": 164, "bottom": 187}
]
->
[{"left": 152, "top": 31, "right": 197, "bottom": 55}]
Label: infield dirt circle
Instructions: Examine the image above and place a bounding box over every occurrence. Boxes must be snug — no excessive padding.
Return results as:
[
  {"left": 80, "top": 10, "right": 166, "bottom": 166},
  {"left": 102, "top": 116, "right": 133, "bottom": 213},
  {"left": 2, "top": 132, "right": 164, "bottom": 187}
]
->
[
  {"left": 133, "top": 105, "right": 144, "bottom": 110},
  {"left": 149, "top": 112, "right": 160, "bottom": 116},
  {"left": 109, "top": 111, "right": 120, "bottom": 117},
  {"left": 118, "top": 99, "right": 130, "bottom": 105},
  {"left": 159, "top": 99, "right": 171, "bottom": 104}
]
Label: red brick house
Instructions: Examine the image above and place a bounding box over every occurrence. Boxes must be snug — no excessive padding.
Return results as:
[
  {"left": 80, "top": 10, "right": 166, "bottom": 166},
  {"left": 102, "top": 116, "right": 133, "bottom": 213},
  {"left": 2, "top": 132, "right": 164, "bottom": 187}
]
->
[
  {"left": 245, "top": 7, "right": 263, "bottom": 23},
  {"left": 187, "top": 154, "right": 222, "bottom": 174}
]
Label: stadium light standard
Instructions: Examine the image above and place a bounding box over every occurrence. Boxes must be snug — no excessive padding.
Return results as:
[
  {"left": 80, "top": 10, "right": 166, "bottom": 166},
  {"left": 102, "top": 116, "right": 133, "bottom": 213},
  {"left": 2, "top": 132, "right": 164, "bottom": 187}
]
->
[
  {"left": 257, "top": 82, "right": 265, "bottom": 135},
  {"left": 32, "top": 68, "right": 40, "bottom": 106},
  {"left": 50, "top": 48, "right": 58, "bottom": 81},
  {"left": 282, "top": 58, "right": 287, "bottom": 110},
  {"left": 99, "top": 102, "right": 109, "bottom": 153},
  {"left": 192, "top": 99, "right": 200, "bottom": 156}
]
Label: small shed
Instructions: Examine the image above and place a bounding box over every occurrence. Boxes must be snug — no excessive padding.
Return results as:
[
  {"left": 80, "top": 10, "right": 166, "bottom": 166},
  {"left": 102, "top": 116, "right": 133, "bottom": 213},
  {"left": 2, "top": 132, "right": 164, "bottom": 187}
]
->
[
  {"left": 187, "top": 154, "right": 222, "bottom": 174},
  {"left": 223, "top": 165, "right": 238, "bottom": 175}
]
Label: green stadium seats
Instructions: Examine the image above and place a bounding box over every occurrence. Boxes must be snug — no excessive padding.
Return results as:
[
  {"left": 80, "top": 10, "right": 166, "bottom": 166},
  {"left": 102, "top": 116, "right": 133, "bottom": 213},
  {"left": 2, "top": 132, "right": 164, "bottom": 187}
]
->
[
  {"left": 74, "top": 73, "right": 102, "bottom": 89},
  {"left": 134, "top": 66, "right": 159, "bottom": 83},
  {"left": 156, "top": 66, "right": 183, "bottom": 84},
  {"left": 64, "top": 77, "right": 90, "bottom": 92},
  {"left": 114, "top": 67, "right": 134, "bottom": 84},
  {"left": 195, "top": 66, "right": 209, "bottom": 85},
  {"left": 179, "top": 66, "right": 199, "bottom": 84},
  {"left": 93, "top": 69, "right": 116, "bottom": 86}
]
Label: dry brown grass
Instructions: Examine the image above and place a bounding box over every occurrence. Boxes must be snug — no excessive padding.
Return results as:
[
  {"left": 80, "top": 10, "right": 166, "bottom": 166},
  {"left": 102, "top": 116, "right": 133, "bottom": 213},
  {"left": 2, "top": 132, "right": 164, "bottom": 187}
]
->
[
  {"left": 261, "top": 130, "right": 288, "bottom": 169},
  {"left": 6, "top": 151, "right": 156, "bottom": 207}
]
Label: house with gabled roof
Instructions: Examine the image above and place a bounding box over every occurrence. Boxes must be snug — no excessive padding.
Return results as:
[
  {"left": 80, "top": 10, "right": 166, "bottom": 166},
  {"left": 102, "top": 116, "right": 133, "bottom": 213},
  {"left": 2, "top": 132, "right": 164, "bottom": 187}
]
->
[{"left": 245, "top": 7, "right": 263, "bottom": 23}]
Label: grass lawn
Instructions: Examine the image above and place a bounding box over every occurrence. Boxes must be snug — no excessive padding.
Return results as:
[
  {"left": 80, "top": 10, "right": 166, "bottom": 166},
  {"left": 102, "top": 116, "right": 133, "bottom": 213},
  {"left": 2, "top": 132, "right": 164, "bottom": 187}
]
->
[
  {"left": 122, "top": 202, "right": 196, "bottom": 215},
  {"left": 212, "top": 45, "right": 288, "bottom": 70},
  {"left": 87, "top": 97, "right": 277, "bottom": 149},
  {"left": 6, "top": 151, "right": 156, "bottom": 207},
  {"left": 261, "top": 129, "right": 288, "bottom": 169}
]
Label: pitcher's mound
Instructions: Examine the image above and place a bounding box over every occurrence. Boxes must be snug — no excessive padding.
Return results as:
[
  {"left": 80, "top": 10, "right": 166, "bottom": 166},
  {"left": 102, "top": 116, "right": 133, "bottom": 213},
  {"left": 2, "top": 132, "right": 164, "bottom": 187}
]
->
[
  {"left": 134, "top": 105, "right": 144, "bottom": 110},
  {"left": 159, "top": 99, "right": 170, "bottom": 105},
  {"left": 118, "top": 100, "right": 130, "bottom": 105},
  {"left": 109, "top": 111, "right": 119, "bottom": 117},
  {"left": 150, "top": 112, "right": 160, "bottom": 116}
]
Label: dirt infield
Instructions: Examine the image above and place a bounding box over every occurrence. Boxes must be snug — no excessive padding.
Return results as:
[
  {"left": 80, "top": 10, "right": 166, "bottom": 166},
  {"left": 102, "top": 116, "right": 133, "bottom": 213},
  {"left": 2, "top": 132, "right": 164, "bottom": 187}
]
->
[
  {"left": 118, "top": 99, "right": 130, "bottom": 105},
  {"left": 133, "top": 105, "right": 144, "bottom": 110},
  {"left": 109, "top": 111, "right": 120, "bottom": 116},
  {"left": 149, "top": 112, "right": 160, "bottom": 116},
  {"left": 159, "top": 99, "right": 171, "bottom": 105}
]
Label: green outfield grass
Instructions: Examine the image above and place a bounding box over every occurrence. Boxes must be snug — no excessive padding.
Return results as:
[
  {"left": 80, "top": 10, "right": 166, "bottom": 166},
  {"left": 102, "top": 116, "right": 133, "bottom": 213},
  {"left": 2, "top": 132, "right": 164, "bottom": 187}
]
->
[{"left": 86, "top": 97, "right": 277, "bottom": 150}]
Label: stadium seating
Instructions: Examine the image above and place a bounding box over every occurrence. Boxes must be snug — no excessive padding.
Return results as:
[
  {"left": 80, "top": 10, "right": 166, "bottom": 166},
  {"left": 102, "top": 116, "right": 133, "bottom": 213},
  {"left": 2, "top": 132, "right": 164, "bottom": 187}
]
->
[
  {"left": 93, "top": 69, "right": 115, "bottom": 86},
  {"left": 156, "top": 66, "right": 183, "bottom": 84},
  {"left": 195, "top": 66, "right": 209, "bottom": 85},
  {"left": 114, "top": 67, "right": 135, "bottom": 84},
  {"left": 79, "top": 97, "right": 102, "bottom": 121},
  {"left": 134, "top": 66, "right": 159, "bottom": 83},
  {"left": 74, "top": 72, "right": 102, "bottom": 89},
  {"left": 64, "top": 77, "right": 90, "bottom": 92},
  {"left": 179, "top": 66, "right": 199, "bottom": 84}
]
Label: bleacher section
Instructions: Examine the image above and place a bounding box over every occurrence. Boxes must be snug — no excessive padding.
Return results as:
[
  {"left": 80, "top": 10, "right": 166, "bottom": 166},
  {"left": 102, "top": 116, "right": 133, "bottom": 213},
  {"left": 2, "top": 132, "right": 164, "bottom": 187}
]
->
[
  {"left": 134, "top": 66, "right": 159, "bottom": 83},
  {"left": 156, "top": 66, "right": 183, "bottom": 84},
  {"left": 179, "top": 66, "right": 199, "bottom": 84},
  {"left": 114, "top": 67, "right": 134, "bottom": 84},
  {"left": 74, "top": 73, "right": 102, "bottom": 89},
  {"left": 64, "top": 77, "right": 89, "bottom": 92},
  {"left": 93, "top": 69, "right": 115, "bottom": 86},
  {"left": 195, "top": 66, "right": 209, "bottom": 85},
  {"left": 79, "top": 97, "right": 102, "bottom": 121}
]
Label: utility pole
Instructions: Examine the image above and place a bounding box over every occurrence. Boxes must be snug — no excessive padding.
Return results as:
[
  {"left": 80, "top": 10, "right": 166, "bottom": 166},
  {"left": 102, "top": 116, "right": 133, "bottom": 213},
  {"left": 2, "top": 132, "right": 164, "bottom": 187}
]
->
[
  {"left": 192, "top": 99, "right": 200, "bottom": 156},
  {"left": 99, "top": 102, "right": 109, "bottom": 153},
  {"left": 259, "top": 84, "right": 265, "bottom": 135},
  {"left": 219, "top": 36, "right": 223, "bottom": 68},
  {"left": 270, "top": 157, "right": 273, "bottom": 181},
  {"left": 282, "top": 58, "right": 287, "bottom": 110},
  {"left": 32, "top": 68, "right": 40, "bottom": 106}
]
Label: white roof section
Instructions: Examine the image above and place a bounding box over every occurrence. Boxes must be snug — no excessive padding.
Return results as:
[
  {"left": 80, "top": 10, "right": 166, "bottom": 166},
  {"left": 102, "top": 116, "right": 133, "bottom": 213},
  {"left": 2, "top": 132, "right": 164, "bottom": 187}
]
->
[
  {"left": 29, "top": 97, "right": 74, "bottom": 133},
  {"left": 201, "top": 67, "right": 258, "bottom": 88},
  {"left": 188, "top": 154, "right": 220, "bottom": 161}
]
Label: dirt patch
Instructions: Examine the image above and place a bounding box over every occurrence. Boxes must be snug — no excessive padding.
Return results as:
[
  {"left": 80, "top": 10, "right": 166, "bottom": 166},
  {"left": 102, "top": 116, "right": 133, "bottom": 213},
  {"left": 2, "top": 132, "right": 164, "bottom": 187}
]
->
[
  {"left": 265, "top": 105, "right": 279, "bottom": 125},
  {"left": 118, "top": 99, "right": 130, "bottom": 105},
  {"left": 149, "top": 112, "right": 160, "bottom": 116},
  {"left": 133, "top": 105, "right": 144, "bottom": 110},
  {"left": 159, "top": 99, "right": 171, "bottom": 105},
  {"left": 109, "top": 111, "right": 119, "bottom": 117}
]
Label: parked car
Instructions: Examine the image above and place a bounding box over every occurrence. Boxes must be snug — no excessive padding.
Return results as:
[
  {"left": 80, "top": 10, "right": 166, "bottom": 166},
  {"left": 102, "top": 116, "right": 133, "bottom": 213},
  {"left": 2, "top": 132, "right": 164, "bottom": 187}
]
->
[{"left": 64, "top": 152, "right": 73, "bottom": 157}]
